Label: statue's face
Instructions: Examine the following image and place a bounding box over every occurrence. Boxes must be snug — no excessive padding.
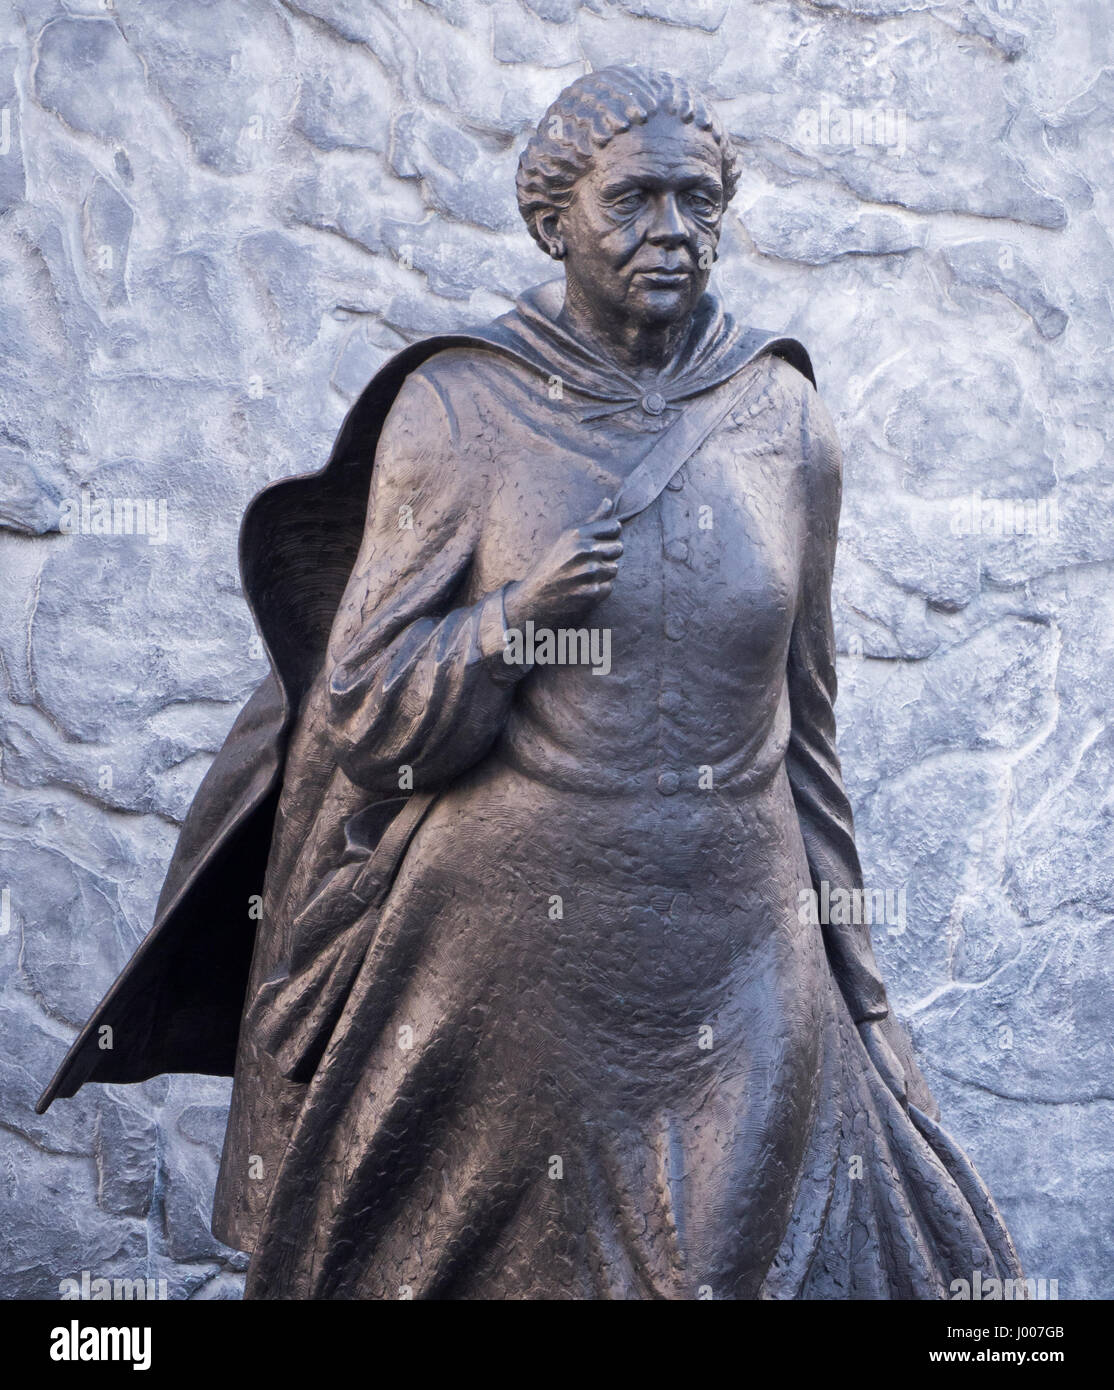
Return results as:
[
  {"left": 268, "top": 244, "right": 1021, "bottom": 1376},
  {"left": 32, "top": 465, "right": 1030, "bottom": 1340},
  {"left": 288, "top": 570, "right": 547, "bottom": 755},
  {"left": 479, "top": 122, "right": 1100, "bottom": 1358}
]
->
[{"left": 553, "top": 112, "right": 725, "bottom": 328}]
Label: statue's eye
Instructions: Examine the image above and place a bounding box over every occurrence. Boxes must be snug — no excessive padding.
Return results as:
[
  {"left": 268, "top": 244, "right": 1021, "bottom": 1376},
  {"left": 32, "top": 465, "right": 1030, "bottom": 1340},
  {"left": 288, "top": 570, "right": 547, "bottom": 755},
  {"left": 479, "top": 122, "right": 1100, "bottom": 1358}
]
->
[
  {"left": 609, "top": 192, "right": 644, "bottom": 216},
  {"left": 686, "top": 191, "right": 720, "bottom": 217}
]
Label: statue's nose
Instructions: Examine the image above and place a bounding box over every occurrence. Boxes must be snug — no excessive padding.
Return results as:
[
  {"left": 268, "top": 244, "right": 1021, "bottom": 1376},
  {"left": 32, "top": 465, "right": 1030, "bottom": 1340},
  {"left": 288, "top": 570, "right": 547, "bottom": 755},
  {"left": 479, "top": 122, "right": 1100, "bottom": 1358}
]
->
[{"left": 646, "top": 194, "right": 688, "bottom": 246}]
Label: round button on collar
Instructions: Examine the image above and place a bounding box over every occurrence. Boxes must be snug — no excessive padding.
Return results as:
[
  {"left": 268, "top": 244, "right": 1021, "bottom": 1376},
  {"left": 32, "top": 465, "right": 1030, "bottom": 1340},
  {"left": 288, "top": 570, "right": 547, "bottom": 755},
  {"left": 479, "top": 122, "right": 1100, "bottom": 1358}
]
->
[
  {"left": 641, "top": 391, "right": 666, "bottom": 416},
  {"left": 656, "top": 771, "right": 680, "bottom": 796}
]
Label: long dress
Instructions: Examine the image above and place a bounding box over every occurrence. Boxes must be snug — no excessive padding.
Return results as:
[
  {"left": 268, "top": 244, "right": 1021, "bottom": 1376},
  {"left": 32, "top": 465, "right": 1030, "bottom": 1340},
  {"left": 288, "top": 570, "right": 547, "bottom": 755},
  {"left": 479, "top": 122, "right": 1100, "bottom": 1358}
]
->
[{"left": 215, "top": 286, "right": 1022, "bottom": 1299}]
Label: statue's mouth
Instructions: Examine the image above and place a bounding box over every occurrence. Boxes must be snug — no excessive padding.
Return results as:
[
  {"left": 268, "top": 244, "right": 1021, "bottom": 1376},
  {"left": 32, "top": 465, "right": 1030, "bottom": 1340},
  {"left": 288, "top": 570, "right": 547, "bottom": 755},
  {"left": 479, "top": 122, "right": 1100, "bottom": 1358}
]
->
[{"left": 634, "top": 268, "right": 692, "bottom": 286}]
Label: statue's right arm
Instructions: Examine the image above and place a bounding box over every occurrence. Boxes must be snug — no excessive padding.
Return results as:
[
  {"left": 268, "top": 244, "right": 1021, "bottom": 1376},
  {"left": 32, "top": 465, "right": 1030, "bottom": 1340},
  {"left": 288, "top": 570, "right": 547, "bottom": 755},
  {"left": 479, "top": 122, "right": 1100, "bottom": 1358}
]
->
[{"left": 323, "top": 366, "right": 530, "bottom": 793}]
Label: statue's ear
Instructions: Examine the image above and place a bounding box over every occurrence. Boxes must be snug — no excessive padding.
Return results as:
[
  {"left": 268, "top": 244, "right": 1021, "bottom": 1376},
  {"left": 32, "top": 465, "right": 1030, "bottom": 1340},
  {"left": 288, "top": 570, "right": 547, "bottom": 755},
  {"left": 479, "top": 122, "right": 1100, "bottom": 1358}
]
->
[{"left": 534, "top": 208, "right": 566, "bottom": 261}]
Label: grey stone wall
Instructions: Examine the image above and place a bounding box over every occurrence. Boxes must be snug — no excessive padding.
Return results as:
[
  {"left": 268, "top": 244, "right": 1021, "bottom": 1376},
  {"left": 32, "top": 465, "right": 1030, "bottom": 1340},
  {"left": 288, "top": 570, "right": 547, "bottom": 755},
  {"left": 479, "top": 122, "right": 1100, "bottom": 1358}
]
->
[{"left": 1, "top": 0, "right": 1110, "bottom": 1300}]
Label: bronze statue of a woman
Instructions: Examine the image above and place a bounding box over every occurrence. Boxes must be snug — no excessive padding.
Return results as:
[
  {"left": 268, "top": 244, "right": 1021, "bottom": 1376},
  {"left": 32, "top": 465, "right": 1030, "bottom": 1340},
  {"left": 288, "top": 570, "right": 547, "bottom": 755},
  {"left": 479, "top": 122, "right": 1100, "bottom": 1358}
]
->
[{"left": 38, "top": 67, "right": 1023, "bottom": 1299}]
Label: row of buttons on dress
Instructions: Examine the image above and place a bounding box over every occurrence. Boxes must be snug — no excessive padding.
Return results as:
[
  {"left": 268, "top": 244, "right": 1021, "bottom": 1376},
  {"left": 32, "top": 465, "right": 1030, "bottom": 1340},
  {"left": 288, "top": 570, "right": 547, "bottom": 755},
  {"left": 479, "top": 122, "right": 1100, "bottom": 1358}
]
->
[{"left": 659, "top": 443, "right": 688, "bottom": 796}]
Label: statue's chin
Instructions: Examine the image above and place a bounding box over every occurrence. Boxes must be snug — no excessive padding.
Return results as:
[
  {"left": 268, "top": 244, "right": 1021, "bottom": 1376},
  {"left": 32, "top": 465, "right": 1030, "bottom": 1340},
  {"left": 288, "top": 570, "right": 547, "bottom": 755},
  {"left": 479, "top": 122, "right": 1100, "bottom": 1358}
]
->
[
  {"left": 555, "top": 270, "right": 701, "bottom": 345},
  {"left": 625, "top": 279, "right": 699, "bottom": 326}
]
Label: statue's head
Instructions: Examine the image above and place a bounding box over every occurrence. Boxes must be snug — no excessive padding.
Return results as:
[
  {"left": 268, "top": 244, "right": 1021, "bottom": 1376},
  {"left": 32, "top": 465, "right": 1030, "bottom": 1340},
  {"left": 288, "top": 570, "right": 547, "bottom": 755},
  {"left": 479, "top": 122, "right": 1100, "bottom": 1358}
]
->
[{"left": 516, "top": 67, "right": 739, "bottom": 331}]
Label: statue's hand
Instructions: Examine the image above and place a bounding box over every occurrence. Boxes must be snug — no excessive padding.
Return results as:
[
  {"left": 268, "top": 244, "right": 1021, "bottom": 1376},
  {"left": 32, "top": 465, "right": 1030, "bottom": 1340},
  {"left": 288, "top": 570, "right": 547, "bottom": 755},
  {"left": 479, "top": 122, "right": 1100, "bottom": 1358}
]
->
[
  {"left": 858, "top": 1018, "right": 908, "bottom": 1111},
  {"left": 504, "top": 498, "right": 623, "bottom": 630}
]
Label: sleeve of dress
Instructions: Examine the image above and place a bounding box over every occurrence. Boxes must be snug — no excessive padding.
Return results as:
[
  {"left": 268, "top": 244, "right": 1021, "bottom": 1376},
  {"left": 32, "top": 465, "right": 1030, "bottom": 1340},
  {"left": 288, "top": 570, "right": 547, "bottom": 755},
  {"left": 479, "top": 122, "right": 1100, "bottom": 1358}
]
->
[
  {"left": 785, "top": 375, "right": 890, "bottom": 1025},
  {"left": 323, "top": 365, "right": 530, "bottom": 793}
]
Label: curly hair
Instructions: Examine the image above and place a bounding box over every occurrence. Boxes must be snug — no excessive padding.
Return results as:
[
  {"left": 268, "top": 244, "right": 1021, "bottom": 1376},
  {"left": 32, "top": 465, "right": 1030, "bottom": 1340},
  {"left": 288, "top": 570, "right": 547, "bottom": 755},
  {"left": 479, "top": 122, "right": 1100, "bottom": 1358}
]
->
[{"left": 516, "top": 66, "right": 740, "bottom": 253}]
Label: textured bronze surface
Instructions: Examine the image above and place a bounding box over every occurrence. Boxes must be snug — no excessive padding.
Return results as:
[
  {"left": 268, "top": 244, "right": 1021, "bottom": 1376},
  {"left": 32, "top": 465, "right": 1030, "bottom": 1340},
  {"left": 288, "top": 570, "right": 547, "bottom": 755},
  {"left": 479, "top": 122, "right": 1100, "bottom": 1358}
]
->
[{"left": 39, "top": 66, "right": 1023, "bottom": 1300}]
